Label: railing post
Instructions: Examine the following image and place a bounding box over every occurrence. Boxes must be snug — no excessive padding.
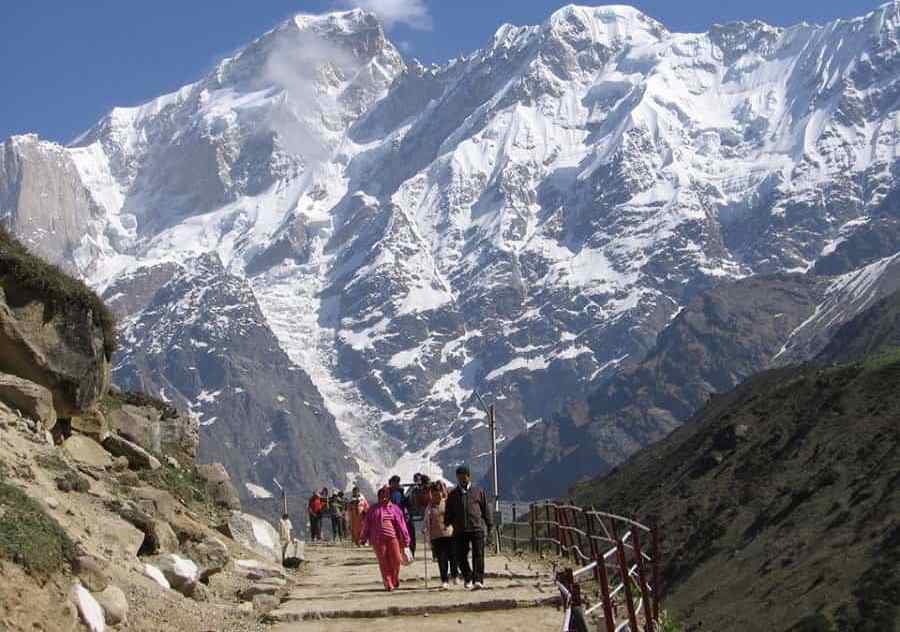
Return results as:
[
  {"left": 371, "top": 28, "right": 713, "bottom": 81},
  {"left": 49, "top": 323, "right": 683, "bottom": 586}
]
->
[
  {"left": 554, "top": 505, "right": 562, "bottom": 557},
  {"left": 545, "top": 503, "right": 552, "bottom": 557},
  {"left": 631, "top": 525, "right": 654, "bottom": 632},
  {"left": 651, "top": 518, "right": 662, "bottom": 623},
  {"left": 530, "top": 503, "right": 536, "bottom": 554},
  {"left": 612, "top": 520, "right": 639, "bottom": 632},
  {"left": 586, "top": 511, "right": 616, "bottom": 632},
  {"left": 512, "top": 503, "right": 518, "bottom": 554}
]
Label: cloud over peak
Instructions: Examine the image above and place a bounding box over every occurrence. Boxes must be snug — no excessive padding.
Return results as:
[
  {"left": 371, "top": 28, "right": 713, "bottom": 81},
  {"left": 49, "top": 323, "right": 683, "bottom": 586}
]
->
[{"left": 338, "top": 0, "right": 432, "bottom": 30}]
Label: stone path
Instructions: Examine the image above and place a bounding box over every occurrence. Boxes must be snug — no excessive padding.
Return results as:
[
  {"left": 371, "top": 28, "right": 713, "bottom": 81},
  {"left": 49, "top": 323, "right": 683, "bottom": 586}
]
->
[{"left": 267, "top": 543, "right": 561, "bottom": 631}]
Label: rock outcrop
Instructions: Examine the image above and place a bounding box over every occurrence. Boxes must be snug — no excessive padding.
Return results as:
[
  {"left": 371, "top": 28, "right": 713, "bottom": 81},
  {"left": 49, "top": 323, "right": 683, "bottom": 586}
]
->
[{"left": 0, "top": 372, "right": 57, "bottom": 430}]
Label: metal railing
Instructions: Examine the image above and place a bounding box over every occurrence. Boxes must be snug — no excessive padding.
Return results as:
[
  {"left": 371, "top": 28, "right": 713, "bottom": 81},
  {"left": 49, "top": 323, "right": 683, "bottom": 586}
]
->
[{"left": 499, "top": 501, "right": 662, "bottom": 632}]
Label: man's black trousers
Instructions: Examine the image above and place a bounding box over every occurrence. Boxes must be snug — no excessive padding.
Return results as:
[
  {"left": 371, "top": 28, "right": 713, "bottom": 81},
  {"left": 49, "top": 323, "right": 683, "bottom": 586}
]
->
[{"left": 454, "top": 530, "right": 485, "bottom": 584}]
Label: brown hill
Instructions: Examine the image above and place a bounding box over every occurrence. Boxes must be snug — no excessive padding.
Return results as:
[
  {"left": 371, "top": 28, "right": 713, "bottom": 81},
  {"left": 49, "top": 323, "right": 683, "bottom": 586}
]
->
[{"left": 569, "top": 293, "right": 900, "bottom": 632}]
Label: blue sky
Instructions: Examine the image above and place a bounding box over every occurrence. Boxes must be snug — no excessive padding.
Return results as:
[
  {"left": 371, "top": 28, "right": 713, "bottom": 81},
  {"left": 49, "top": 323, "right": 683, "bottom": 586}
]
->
[{"left": 0, "top": 1, "right": 882, "bottom": 143}]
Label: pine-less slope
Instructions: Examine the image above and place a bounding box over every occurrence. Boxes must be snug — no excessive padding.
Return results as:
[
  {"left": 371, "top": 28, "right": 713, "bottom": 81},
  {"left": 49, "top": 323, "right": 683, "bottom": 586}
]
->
[{"left": 570, "top": 293, "right": 900, "bottom": 632}]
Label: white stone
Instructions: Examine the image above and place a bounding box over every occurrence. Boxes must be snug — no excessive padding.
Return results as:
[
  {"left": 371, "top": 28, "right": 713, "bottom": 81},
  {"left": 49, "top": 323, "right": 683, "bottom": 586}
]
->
[
  {"left": 70, "top": 583, "right": 105, "bottom": 632},
  {"left": 143, "top": 563, "right": 171, "bottom": 590}
]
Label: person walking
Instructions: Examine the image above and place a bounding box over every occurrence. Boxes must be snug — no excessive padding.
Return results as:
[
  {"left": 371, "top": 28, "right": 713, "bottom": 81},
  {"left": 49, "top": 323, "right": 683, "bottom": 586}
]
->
[
  {"left": 389, "top": 475, "right": 417, "bottom": 556},
  {"left": 444, "top": 465, "right": 492, "bottom": 590},
  {"left": 307, "top": 489, "right": 325, "bottom": 542},
  {"left": 423, "top": 482, "right": 459, "bottom": 589},
  {"left": 360, "top": 486, "right": 411, "bottom": 592},
  {"left": 278, "top": 512, "right": 293, "bottom": 564},
  {"left": 328, "top": 490, "right": 345, "bottom": 541},
  {"left": 348, "top": 486, "right": 369, "bottom": 546}
]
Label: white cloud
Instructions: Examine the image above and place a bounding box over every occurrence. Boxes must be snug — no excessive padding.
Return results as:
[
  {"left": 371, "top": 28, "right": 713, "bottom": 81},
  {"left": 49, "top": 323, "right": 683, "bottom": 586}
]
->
[{"left": 339, "top": 0, "right": 433, "bottom": 30}]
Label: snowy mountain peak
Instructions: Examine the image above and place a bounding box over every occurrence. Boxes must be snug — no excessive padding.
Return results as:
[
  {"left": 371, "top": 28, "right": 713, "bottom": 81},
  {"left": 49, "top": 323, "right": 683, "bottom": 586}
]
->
[{"left": 292, "top": 8, "right": 380, "bottom": 34}]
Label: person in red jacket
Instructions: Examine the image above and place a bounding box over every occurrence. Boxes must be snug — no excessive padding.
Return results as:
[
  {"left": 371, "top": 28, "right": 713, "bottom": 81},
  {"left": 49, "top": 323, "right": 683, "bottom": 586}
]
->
[{"left": 308, "top": 489, "right": 326, "bottom": 541}]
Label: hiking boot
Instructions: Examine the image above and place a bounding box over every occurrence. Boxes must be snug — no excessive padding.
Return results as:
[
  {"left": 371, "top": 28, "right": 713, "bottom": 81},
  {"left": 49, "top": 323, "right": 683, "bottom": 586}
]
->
[
  {"left": 441, "top": 582, "right": 450, "bottom": 590},
  {"left": 464, "top": 581, "right": 473, "bottom": 590},
  {"left": 474, "top": 581, "right": 485, "bottom": 590}
]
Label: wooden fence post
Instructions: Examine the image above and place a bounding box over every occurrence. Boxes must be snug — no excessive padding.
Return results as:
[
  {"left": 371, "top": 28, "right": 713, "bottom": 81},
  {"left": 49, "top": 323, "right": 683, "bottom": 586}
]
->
[
  {"left": 554, "top": 505, "right": 562, "bottom": 557},
  {"left": 651, "top": 518, "right": 662, "bottom": 623},
  {"left": 612, "top": 521, "right": 639, "bottom": 632},
  {"left": 530, "top": 503, "right": 536, "bottom": 554},
  {"left": 631, "top": 525, "right": 654, "bottom": 632},
  {"left": 586, "top": 512, "right": 616, "bottom": 632},
  {"left": 512, "top": 503, "right": 518, "bottom": 554},
  {"left": 545, "top": 503, "right": 552, "bottom": 557}
]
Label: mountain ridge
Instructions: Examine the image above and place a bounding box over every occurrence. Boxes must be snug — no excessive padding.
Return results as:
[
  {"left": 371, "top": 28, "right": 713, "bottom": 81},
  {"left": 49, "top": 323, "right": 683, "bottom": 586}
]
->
[{"left": 3, "top": 2, "right": 900, "bottom": 496}]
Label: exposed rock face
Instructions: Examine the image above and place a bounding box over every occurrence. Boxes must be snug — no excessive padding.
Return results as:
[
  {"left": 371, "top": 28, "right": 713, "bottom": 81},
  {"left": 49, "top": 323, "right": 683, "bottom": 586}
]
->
[
  {"left": 4, "top": 4, "right": 900, "bottom": 494},
  {"left": 153, "top": 554, "right": 199, "bottom": 596},
  {"left": 113, "top": 254, "right": 354, "bottom": 509},
  {"left": 0, "top": 372, "right": 57, "bottom": 430},
  {"left": 0, "top": 136, "right": 104, "bottom": 273},
  {"left": 498, "top": 255, "right": 900, "bottom": 497},
  {"left": 181, "top": 538, "right": 230, "bottom": 582},
  {"left": 0, "top": 281, "right": 111, "bottom": 417}
]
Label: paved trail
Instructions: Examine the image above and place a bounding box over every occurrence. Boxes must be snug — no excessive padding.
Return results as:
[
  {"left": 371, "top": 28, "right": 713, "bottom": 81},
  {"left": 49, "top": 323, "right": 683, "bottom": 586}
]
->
[{"left": 268, "top": 544, "right": 561, "bottom": 631}]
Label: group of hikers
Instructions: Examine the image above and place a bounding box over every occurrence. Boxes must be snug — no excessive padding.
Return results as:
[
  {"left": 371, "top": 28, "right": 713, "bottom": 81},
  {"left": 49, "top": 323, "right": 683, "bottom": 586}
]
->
[{"left": 292, "top": 465, "right": 493, "bottom": 592}]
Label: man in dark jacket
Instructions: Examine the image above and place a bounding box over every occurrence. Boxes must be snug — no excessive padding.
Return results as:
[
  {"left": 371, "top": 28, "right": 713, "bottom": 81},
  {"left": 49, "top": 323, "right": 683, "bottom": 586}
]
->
[{"left": 444, "top": 464, "right": 492, "bottom": 589}]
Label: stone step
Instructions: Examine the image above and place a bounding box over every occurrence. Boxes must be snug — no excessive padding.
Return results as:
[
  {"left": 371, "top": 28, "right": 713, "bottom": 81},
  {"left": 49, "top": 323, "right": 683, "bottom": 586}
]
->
[{"left": 266, "top": 594, "right": 560, "bottom": 623}]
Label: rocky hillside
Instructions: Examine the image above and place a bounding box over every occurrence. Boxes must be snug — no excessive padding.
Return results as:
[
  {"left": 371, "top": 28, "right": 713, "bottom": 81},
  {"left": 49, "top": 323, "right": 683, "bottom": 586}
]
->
[
  {"left": 498, "top": 250, "right": 900, "bottom": 498},
  {"left": 0, "top": 228, "right": 306, "bottom": 631},
  {"left": 3, "top": 3, "right": 900, "bottom": 490},
  {"left": 569, "top": 290, "right": 900, "bottom": 632}
]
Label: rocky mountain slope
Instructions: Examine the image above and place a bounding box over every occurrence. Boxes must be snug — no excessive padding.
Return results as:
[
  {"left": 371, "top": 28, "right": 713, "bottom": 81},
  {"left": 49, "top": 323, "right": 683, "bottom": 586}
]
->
[
  {"left": 499, "top": 250, "right": 900, "bottom": 497},
  {"left": 569, "top": 290, "right": 900, "bottom": 632},
  {"left": 0, "top": 226, "right": 303, "bottom": 631},
  {"left": 3, "top": 3, "right": 900, "bottom": 491}
]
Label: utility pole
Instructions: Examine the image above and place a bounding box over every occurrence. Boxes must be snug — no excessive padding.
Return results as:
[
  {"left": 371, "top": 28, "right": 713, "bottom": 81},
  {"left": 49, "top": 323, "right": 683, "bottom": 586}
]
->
[{"left": 475, "top": 392, "right": 501, "bottom": 554}]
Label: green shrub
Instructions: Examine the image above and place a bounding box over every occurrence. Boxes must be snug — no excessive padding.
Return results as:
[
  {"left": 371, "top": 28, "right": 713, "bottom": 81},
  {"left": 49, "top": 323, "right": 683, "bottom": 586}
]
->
[
  {"left": 791, "top": 612, "right": 836, "bottom": 632},
  {"left": 140, "top": 465, "right": 209, "bottom": 505},
  {"left": 0, "top": 472, "right": 75, "bottom": 577},
  {"left": 658, "top": 610, "right": 683, "bottom": 632},
  {"left": 0, "top": 225, "right": 116, "bottom": 357}
]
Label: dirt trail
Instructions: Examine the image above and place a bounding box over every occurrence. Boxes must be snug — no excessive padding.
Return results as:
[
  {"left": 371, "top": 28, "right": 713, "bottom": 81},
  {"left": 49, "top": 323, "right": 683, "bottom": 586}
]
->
[{"left": 268, "top": 543, "right": 562, "bottom": 631}]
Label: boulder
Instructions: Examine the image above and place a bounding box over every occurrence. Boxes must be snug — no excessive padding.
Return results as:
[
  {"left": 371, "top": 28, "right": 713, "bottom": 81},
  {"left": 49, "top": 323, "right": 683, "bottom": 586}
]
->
[
  {"left": 102, "top": 434, "right": 161, "bottom": 470},
  {"left": 161, "top": 410, "right": 199, "bottom": 464},
  {"left": 70, "top": 407, "right": 109, "bottom": 441},
  {"left": 196, "top": 463, "right": 241, "bottom": 509},
  {"left": 131, "top": 487, "right": 181, "bottom": 522},
  {"left": 154, "top": 520, "right": 181, "bottom": 554},
  {"left": 235, "top": 558, "right": 286, "bottom": 580},
  {"left": 0, "top": 372, "right": 56, "bottom": 430},
  {"left": 240, "top": 580, "right": 281, "bottom": 601},
  {"left": 153, "top": 553, "right": 199, "bottom": 596},
  {"left": 143, "top": 563, "right": 170, "bottom": 590},
  {"left": 190, "top": 582, "right": 211, "bottom": 602},
  {"left": 0, "top": 282, "right": 111, "bottom": 417},
  {"left": 115, "top": 501, "right": 178, "bottom": 555},
  {"left": 63, "top": 435, "right": 112, "bottom": 469},
  {"left": 94, "top": 585, "right": 128, "bottom": 626},
  {"left": 223, "top": 512, "right": 279, "bottom": 562},
  {"left": 70, "top": 582, "right": 105, "bottom": 632},
  {"left": 74, "top": 555, "right": 109, "bottom": 592},
  {"left": 182, "top": 537, "right": 229, "bottom": 581},
  {"left": 99, "top": 515, "right": 145, "bottom": 558},
  {"left": 107, "top": 404, "right": 161, "bottom": 453}
]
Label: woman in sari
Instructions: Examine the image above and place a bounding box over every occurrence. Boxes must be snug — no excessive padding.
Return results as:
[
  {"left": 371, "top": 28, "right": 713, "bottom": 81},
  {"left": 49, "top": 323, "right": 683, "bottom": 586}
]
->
[
  {"left": 347, "top": 486, "right": 369, "bottom": 546},
  {"left": 360, "top": 486, "right": 411, "bottom": 591}
]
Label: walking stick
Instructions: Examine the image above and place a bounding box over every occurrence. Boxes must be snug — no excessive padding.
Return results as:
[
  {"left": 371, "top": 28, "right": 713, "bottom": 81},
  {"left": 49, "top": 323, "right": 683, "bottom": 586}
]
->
[{"left": 424, "top": 525, "right": 430, "bottom": 589}]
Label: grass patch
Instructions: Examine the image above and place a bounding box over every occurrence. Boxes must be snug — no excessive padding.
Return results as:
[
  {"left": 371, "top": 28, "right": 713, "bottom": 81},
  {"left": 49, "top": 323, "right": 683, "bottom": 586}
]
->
[
  {"left": 860, "top": 346, "right": 900, "bottom": 372},
  {"left": 0, "top": 467, "right": 75, "bottom": 577},
  {"left": 658, "top": 610, "right": 684, "bottom": 632},
  {"left": 0, "top": 225, "right": 116, "bottom": 357},
  {"left": 34, "top": 452, "right": 69, "bottom": 473}
]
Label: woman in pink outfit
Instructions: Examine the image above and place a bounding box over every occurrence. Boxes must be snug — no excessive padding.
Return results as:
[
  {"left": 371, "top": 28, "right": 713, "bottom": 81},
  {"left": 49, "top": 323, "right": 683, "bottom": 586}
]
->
[{"left": 360, "top": 486, "right": 411, "bottom": 591}]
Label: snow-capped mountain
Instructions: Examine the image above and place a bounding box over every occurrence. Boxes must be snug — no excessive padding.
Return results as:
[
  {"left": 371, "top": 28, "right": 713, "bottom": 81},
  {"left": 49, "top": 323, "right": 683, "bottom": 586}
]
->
[{"left": 2, "top": 3, "right": 900, "bottom": 498}]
